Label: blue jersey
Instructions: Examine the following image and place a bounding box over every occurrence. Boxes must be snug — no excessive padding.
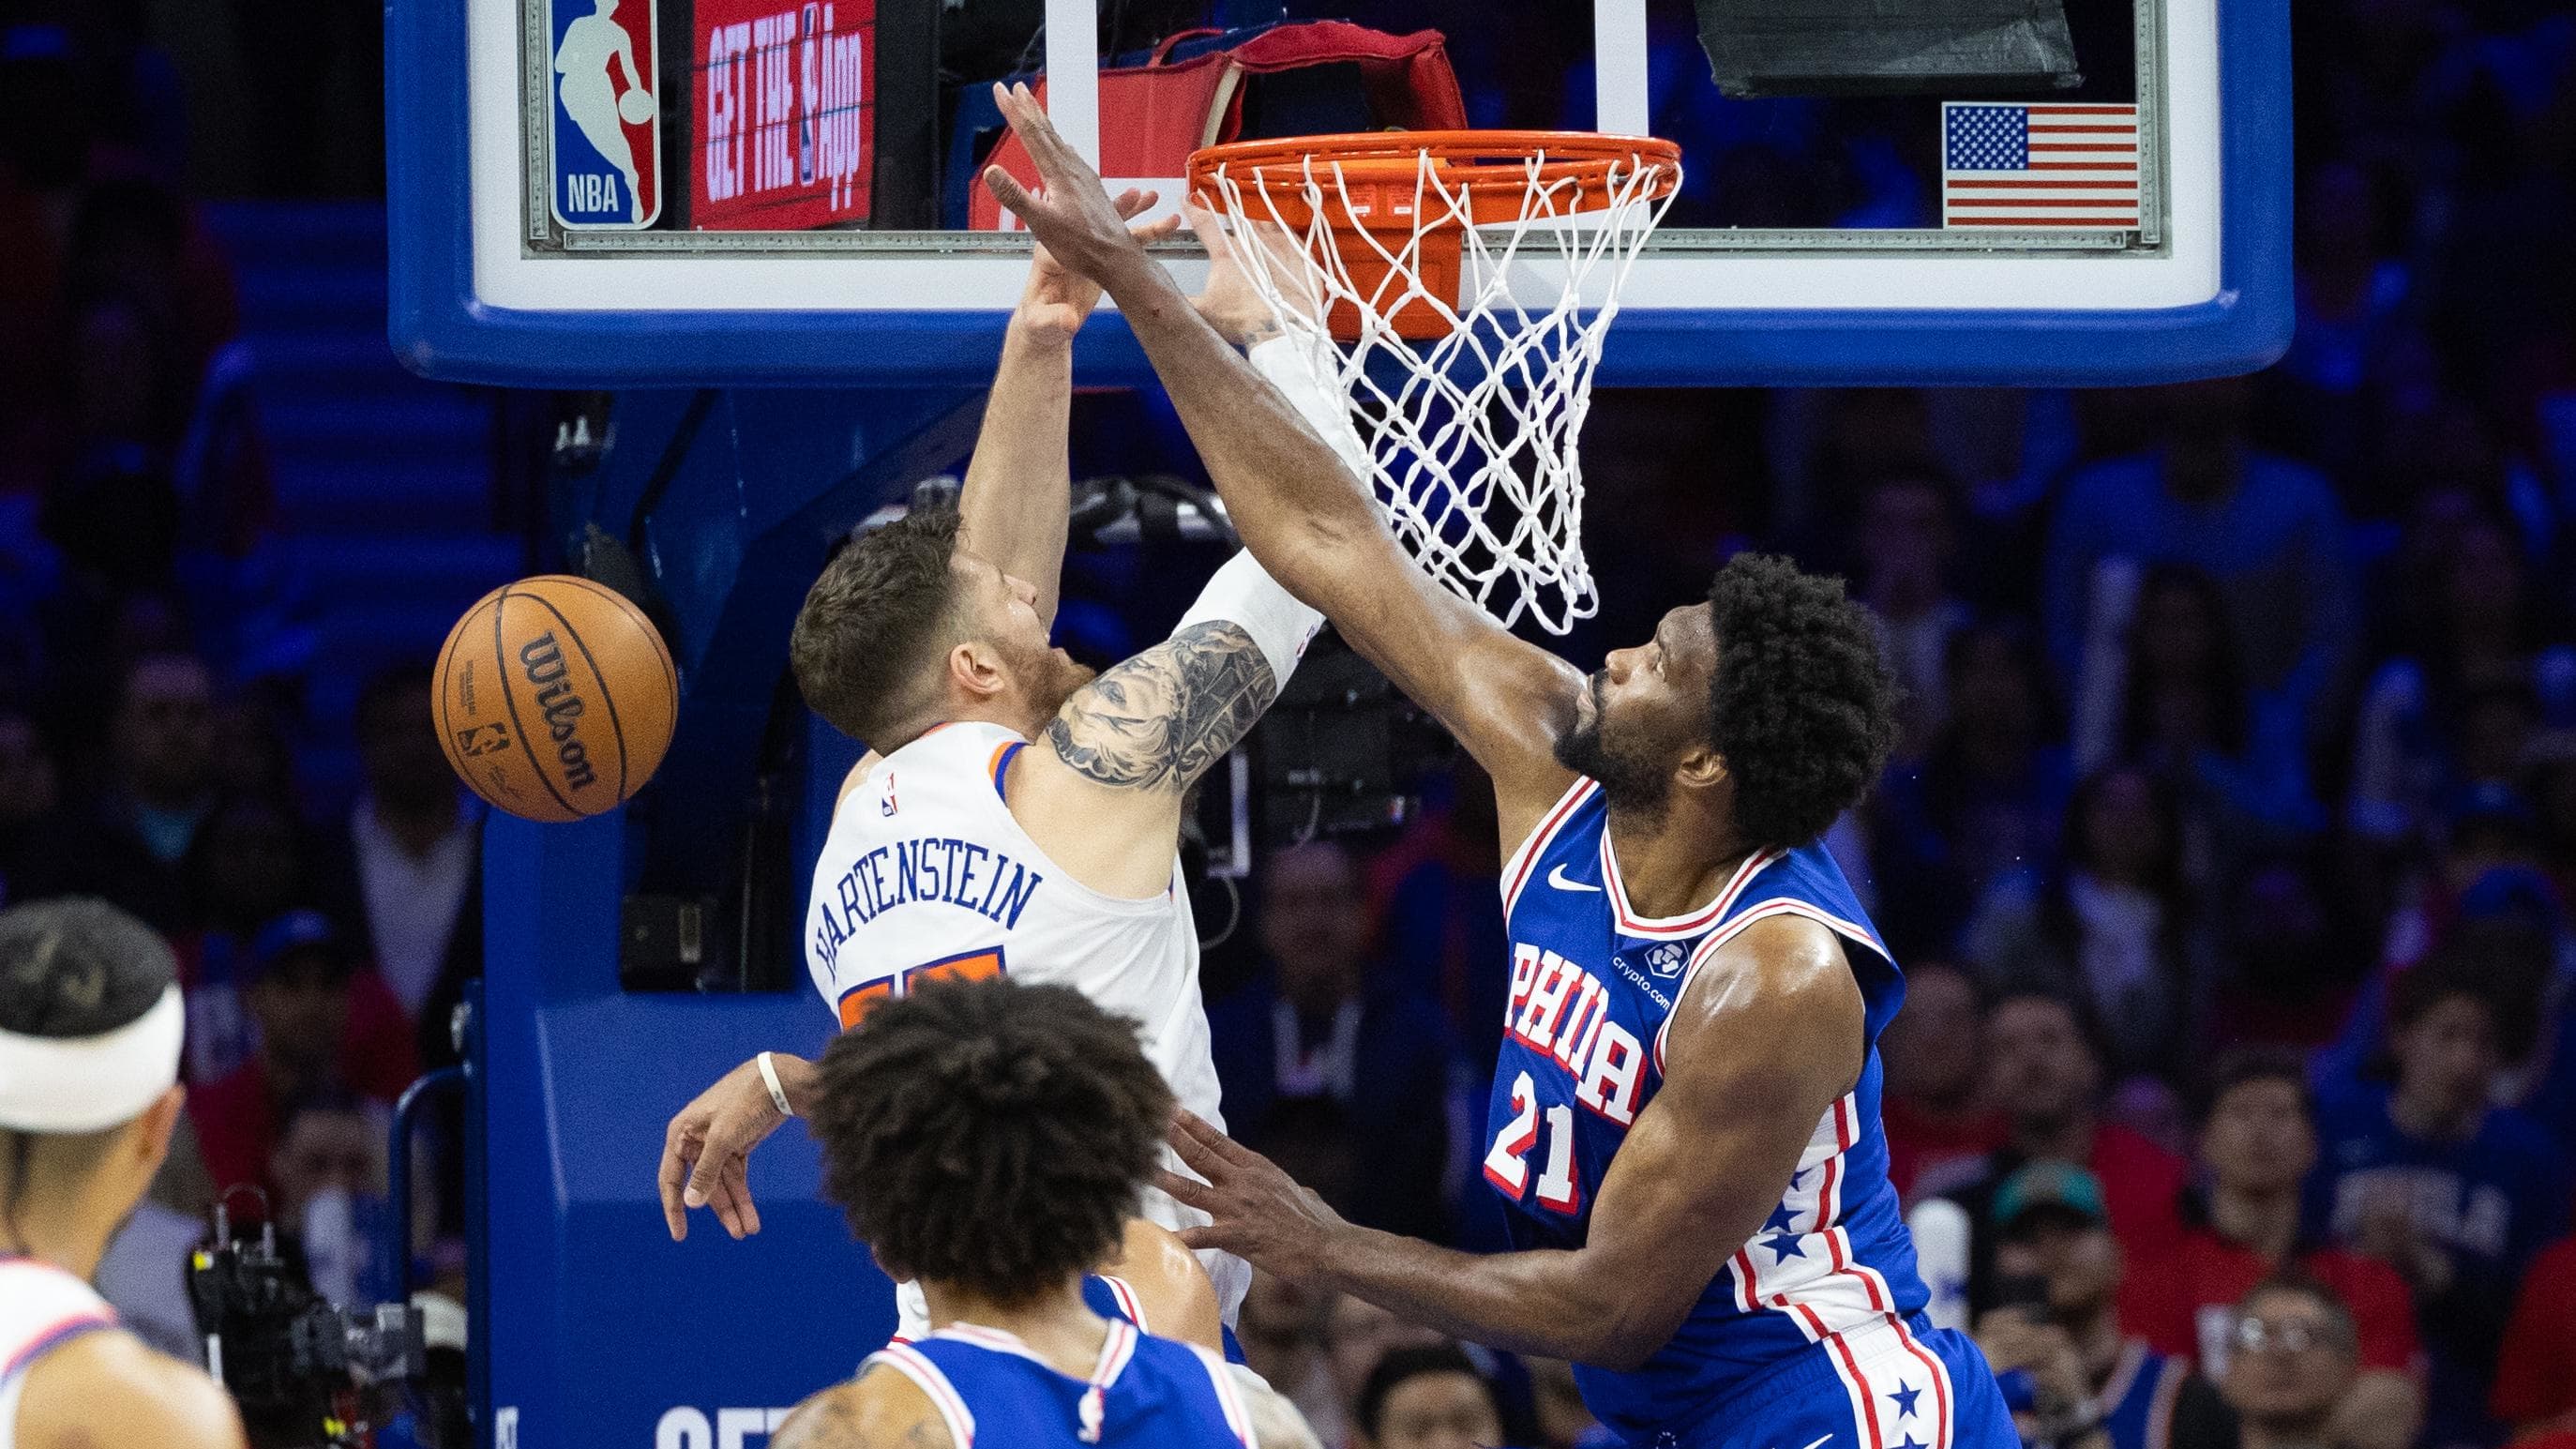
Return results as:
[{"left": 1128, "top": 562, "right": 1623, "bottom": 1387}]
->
[
  {"left": 863, "top": 1317, "right": 1253, "bottom": 1448},
  {"left": 1491, "top": 779, "right": 1940, "bottom": 1442},
  {"left": 2100, "top": 1341, "right": 2190, "bottom": 1449}
]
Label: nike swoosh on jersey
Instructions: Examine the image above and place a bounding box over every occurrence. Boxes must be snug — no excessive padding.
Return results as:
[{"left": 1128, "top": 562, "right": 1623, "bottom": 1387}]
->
[
  {"left": 1547, "top": 864, "right": 1603, "bottom": 893},
  {"left": 1790, "top": 1435, "right": 1834, "bottom": 1449}
]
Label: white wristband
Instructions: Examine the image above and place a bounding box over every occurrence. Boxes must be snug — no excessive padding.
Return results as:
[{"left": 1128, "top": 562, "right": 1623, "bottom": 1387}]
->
[{"left": 756, "top": 1051, "right": 795, "bottom": 1118}]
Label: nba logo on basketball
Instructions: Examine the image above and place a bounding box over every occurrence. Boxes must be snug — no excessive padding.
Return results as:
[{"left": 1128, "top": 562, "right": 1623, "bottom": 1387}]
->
[{"left": 549, "top": 0, "right": 661, "bottom": 228}]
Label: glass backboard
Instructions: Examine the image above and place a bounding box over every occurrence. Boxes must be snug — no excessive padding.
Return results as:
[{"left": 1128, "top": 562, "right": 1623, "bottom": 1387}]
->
[{"left": 388, "top": 0, "right": 2288, "bottom": 385}]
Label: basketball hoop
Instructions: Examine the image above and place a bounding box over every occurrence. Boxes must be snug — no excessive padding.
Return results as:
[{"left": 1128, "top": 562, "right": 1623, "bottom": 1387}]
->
[{"left": 1188, "top": 130, "right": 1682, "bottom": 634}]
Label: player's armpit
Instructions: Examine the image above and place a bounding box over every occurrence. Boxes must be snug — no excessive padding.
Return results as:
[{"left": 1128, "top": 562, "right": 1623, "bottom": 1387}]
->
[
  {"left": 773, "top": 1369, "right": 956, "bottom": 1449},
  {"left": 1571, "top": 914, "right": 1865, "bottom": 1368}
]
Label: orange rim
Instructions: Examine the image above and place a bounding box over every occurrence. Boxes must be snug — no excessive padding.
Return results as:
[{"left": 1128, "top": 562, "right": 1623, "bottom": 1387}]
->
[{"left": 1187, "top": 129, "right": 1682, "bottom": 226}]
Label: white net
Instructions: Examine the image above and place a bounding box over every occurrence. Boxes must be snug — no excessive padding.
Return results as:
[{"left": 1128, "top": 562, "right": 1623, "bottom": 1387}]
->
[{"left": 1199, "top": 141, "right": 1680, "bottom": 634}]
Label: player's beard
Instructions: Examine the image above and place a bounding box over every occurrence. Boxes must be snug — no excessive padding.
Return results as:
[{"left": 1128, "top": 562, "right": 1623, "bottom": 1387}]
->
[
  {"left": 1554, "top": 670, "right": 1673, "bottom": 817},
  {"left": 1028, "top": 644, "right": 1097, "bottom": 715}
]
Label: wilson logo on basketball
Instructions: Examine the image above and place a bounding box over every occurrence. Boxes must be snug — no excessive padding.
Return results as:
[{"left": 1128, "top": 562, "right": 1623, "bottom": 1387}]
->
[
  {"left": 434, "top": 574, "right": 674, "bottom": 823},
  {"left": 519, "top": 631, "right": 601, "bottom": 791}
]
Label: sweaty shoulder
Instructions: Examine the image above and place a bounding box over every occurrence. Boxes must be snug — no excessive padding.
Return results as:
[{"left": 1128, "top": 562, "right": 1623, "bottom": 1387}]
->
[
  {"left": 16, "top": 1329, "right": 247, "bottom": 1449},
  {"left": 1666, "top": 913, "right": 1863, "bottom": 1078},
  {"left": 772, "top": 1365, "right": 955, "bottom": 1449},
  {"left": 1103, "top": 1218, "right": 1225, "bottom": 1352}
]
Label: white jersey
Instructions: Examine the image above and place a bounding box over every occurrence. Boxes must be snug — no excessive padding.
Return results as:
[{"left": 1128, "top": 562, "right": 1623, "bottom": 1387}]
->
[
  {"left": 0, "top": 1257, "right": 119, "bottom": 1449},
  {"left": 804, "top": 719, "right": 1242, "bottom": 1336}
]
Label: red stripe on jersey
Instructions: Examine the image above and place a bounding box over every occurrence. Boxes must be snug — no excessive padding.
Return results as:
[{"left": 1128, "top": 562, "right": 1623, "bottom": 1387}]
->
[
  {"left": 1894, "top": 1321, "right": 1955, "bottom": 1449},
  {"left": 1501, "top": 780, "right": 1598, "bottom": 916},
  {"left": 1800, "top": 1306, "right": 1888, "bottom": 1449}
]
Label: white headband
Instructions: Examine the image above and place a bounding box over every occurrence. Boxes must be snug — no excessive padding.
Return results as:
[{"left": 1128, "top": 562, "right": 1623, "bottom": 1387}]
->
[{"left": 0, "top": 985, "right": 184, "bottom": 1134}]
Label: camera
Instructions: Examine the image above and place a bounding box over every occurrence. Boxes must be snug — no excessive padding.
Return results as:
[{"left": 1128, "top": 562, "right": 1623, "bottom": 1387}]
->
[{"left": 188, "top": 1202, "right": 432, "bottom": 1449}]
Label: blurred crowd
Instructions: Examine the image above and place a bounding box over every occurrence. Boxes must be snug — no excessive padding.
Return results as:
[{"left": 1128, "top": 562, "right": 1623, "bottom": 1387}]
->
[{"left": 3, "top": 0, "right": 2574, "bottom": 1445}]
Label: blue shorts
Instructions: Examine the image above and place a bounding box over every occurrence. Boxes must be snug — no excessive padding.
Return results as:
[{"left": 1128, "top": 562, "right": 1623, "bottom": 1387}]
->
[{"left": 1641, "top": 1321, "right": 2014, "bottom": 1449}]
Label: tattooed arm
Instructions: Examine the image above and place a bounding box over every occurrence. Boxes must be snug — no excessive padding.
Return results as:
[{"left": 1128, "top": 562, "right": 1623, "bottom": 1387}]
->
[
  {"left": 771, "top": 1369, "right": 955, "bottom": 1449},
  {"left": 1010, "top": 611, "right": 1289, "bottom": 898}
]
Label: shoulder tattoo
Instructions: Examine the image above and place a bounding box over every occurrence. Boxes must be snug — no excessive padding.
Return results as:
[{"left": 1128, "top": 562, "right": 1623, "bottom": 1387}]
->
[{"left": 1047, "top": 620, "right": 1278, "bottom": 792}]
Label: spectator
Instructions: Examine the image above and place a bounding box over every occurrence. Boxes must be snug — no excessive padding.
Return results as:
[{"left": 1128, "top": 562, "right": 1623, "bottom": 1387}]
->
[
  {"left": 174, "top": 793, "right": 328, "bottom": 1082},
  {"left": 1326, "top": 1294, "right": 1447, "bottom": 1448},
  {"left": 1965, "top": 766, "right": 2211, "bottom": 1084},
  {"left": 2042, "top": 377, "right": 2356, "bottom": 737},
  {"left": 1238, "top": 1269, "right": 1340, "bottom": 1445},
  {"left": 2207, "top": 853, "right": 2356, "bottom": 1050},
  {"left": 1879, "top": 958, "right": 2006, "bottom": 1200},
  {"left": 2124, "top": 1049, "right": 2423, "bottom": 1449},
  {"left": 1851, "top": 470, "right": 1972, "bottom": 759},
  {"left": 1208, "top": 839, "right": 1458, "bottom": 1239},
  {"left": 2491, "top": 1232, "right": 2576, "bottom": 1440},
  {"left": 1366, "top": 760, "right": 1510, "bottom": 1059},
  {"left": 0, "top": 705, "right": 63, "bottom": 904},
  {"left": 1918, "top": 989, "right": 2191, "bottom": 1320},
  {"left": 59, "top": 649, "right": 218, "bottom": 930},
  {"left": 187, "top": 911, "right": 417, "bottom": 1202},
  {"left": 2313, "top": 963, "right": 2570, "bottom": 1449},
  {"left": 2220, "top": 1279, "right": 2366, "bottom": 1449},
  {"left": 2349, "top": 513, "right": 2576, "bottom": 849},
  {"left": 324, "top": 662, "right": 483, "bottom": 1037},
  {"left": 1972, "top": 1163, "right": 2236, "bottom": 1449},
  {"left": 1521, "top": 1357, "right": 1613, "bottom": 1449},
  {"left": 1352, "top": 1344, "right": 1509, "bottom": 1449},
  {"left": 265, "top": 1093, "right": 389, "bottom": 1308},
  {"left": 1872, "top": 621, "right": 2075, "bottom": 957}
]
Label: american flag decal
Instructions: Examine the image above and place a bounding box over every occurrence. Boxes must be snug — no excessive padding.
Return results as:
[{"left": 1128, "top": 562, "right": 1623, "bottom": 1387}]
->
[{"left": 1941, "top": 102, "right": 2141, "bottom": 230}]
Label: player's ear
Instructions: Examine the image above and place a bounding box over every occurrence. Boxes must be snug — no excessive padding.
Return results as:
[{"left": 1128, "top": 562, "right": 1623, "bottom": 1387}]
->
[
  {"left": 945, "top": 639, "right": 1009, "bottom": 702},
  {"left": 130, "top": 1085, "right": 186, "bottom": 1176},
  {"left": 1675, "top": 746, "right": 1727, "bottom": 791}
]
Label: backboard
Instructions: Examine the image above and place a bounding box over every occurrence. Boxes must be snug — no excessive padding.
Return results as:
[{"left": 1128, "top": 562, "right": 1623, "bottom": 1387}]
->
[{"left": 387, "top": 0, "right": 2289, "bottom": 387}]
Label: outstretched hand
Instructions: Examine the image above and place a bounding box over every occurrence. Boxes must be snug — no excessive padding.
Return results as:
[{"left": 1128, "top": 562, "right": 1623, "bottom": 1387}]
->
[
  {"left": 1183, "top": 201, "right": 1323, "bottom": 346},
  {"left": 1155, "top": 1108, "right": 1348, "bottom": 1284},
  {"left": 1019, "top": 187, "right": 1182, "bottom": 344},
  {"left": 983, "top": 83, "right": 1155, "bottom": 288}
]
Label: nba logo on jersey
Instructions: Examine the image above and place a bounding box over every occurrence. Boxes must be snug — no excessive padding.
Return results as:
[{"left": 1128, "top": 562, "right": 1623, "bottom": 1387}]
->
[
  {"left": 879, "top": 771, "right": 898, "bottom": 817},
  {"left": 548, "top": 0, "right": 661, "bottom": 229}
]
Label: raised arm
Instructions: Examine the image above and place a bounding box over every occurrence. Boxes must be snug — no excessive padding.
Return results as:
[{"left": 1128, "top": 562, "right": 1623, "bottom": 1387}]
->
[
  {"left": 1161, "top": 914, "right": 1863, "bottom": 1367},
  {"left": 958, "top": 189, "right": 1177, "bottom": 625},
  {"left": 983, "top": 86, "right": 1582, "bottom": 843}
]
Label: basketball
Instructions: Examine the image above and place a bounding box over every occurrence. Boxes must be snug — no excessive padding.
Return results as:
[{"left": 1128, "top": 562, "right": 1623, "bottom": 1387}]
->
[
  {"left": 432, "top": 575, "right": 677, "bottom": 823},
  {"left": 618, "top": 88, "right": 655, "bottom": 126}
]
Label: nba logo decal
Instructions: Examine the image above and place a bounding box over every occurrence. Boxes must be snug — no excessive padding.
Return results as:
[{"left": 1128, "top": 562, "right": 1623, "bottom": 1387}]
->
[
  {"left": 452, "top": 722, "right": 512, "bottom": 758},
  {"left": 549, "top": 0, "right": 661, "bottom": 228}
]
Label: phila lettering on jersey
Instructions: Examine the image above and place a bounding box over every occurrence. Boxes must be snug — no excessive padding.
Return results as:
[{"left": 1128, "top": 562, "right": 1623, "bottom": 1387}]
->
[
  {"left": 802, "top": 720, "right": 1240, "bottom": 1333},
  {"left": 1487, "top": 778, "right": 1944, "bottom": 1445}
]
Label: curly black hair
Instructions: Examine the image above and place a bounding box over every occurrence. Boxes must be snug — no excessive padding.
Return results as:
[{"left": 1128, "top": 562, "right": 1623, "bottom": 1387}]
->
[
  {"left": 790, "top": 506, "right": 964, "bottom": 748},
  {"left": 807, "top": 979, "right": 1173, "bottom": 1306},
  {"left": 1705, "top": 553, "right": 1899, "bottom": 853}
]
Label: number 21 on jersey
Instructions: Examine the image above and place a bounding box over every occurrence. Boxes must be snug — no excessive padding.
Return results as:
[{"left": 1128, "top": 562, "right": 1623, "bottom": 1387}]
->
[
  {"left": 836, "top": 947, "right": 1006, "bottom": 1028},
  {"left": 1484, "top": 1071, "right": 1582, "bottom": 1214}
]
